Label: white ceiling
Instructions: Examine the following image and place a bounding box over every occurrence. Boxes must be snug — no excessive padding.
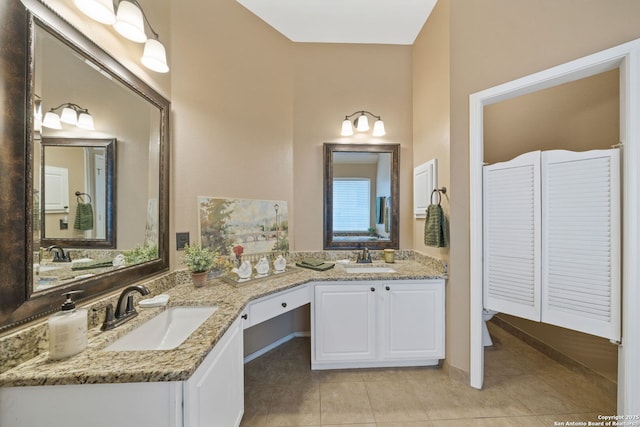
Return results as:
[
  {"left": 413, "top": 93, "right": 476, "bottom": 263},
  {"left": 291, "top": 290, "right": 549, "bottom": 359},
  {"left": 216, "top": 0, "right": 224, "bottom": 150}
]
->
[{"left": 235, "top": 0, "right": 438, "bottom": 45}]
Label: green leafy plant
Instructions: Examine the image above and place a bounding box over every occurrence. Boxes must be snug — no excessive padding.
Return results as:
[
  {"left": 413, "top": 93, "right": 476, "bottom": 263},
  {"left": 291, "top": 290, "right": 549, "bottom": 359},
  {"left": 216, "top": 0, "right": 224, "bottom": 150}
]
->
[
  {"left": 123, "top": 244, "right": 158, "bottom": 265},
  {"left": 182, "top": 244, "right": 215, "bottom": 273}
]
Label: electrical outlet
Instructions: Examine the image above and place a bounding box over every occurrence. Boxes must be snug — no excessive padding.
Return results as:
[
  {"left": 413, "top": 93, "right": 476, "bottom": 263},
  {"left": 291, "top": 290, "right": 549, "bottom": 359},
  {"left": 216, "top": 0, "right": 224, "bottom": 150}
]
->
[
  {"left": 59, "top": 219, "right": 68, "bottom": 230},
  {"left": 176, "top": 232, "right": 190, "bottom": 250}
]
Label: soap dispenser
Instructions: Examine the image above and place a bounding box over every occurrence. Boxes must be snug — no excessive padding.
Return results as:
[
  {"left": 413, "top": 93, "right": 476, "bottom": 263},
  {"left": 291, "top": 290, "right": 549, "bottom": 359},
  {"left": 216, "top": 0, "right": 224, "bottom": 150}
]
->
[{"left": 48, "top": 290, "right": 88, "bottom": 360}]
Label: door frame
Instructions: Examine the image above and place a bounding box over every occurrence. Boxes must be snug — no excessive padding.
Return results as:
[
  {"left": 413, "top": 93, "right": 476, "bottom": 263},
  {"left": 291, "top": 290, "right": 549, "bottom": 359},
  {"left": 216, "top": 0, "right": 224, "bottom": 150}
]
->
[{"left": 469, "top": 39, "right": 640, "bottom": 415}]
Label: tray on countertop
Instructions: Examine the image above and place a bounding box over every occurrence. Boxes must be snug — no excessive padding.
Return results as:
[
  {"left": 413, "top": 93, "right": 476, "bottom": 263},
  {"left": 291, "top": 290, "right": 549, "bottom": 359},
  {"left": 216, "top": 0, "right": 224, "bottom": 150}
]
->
[{"left": 220, "top": 265, "right": 302, "bottom": 287}]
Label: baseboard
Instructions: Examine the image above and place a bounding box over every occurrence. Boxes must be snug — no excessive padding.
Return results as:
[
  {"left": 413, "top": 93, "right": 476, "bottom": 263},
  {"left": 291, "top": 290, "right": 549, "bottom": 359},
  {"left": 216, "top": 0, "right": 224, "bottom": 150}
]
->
[
  {"left": 441, "top": 359, "right": 469, "bottom": 385},
  {"left": 490, "top": 316, "right": 617, "bottom": 396},
  {"left": 243, "top": 331, "right": 310, "bottom": 364}
]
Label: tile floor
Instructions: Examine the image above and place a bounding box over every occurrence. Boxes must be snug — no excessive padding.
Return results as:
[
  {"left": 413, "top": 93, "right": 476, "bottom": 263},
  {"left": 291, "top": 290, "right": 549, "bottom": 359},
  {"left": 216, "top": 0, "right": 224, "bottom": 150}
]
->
[{"left": 241, "top": 322, "right": 617, "bottom": 426}]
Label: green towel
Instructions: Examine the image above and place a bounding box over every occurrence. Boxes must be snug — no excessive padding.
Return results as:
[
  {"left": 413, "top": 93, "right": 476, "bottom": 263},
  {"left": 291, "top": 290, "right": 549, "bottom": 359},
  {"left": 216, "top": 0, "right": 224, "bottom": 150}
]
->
[
  {"left": 74, "top": 202, "right": 94, "bottom": 231},
  {"left": 424, "top": 204, "right": 448, "bottom": 248},
  {"left": 296, "top": 261, "right": 335, "bottom": 271},
  {"left": 301, "top": 257, "right": 325, "bottom": 267}
]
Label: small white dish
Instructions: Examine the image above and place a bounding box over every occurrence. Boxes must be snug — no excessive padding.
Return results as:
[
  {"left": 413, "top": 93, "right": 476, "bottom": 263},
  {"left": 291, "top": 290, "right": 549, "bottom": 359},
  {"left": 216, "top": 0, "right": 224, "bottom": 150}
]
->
[
  {"left": 139, "top": 294, "right": 170, "bottom": 308},
  {"left": 336, "top": 259, "right": 351, "bottom": 265}
]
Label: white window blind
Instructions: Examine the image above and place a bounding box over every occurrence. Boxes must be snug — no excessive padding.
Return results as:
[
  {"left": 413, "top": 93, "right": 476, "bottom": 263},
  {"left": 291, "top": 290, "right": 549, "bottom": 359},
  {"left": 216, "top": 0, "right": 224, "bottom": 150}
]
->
[{"left": 333, "top": 178, "right": 370, "bottom": 231}]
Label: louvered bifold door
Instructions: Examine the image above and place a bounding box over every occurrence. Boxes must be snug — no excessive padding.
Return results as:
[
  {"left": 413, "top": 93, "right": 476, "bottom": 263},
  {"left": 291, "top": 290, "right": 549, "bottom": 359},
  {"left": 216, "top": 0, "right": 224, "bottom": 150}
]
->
[
  {"left": 541, "top": 149, "right": 620, "bottom": 341},
  {"left": 483, "top": 151, "right": 541, "bottom": 321}
]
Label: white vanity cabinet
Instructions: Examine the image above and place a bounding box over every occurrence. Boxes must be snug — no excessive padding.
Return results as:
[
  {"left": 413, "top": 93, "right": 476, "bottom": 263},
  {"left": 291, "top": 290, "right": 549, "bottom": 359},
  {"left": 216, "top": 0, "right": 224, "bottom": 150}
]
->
[
  {"left": 0, "top": 317, "right": 244, "bottom": 427},
  {"left": 183, "top": 316, "right": 244, "bottom": 427},
  {"left": 312, "top": 280, "right": 445, "bottom": 369}
]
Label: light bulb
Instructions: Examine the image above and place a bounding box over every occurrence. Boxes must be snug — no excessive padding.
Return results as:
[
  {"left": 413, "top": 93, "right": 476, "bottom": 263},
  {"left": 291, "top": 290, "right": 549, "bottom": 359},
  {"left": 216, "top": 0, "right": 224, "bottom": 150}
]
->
[
  {"left": 60, "top": 106, "right": 78, "bottom": 125},
  {"left": 355, "top": 114, "right": 369, "bottom": 132},
  {"left": 114, "top": 0, "right": 147, "bottom": 43},
  {"left": 141, "top": 39, "right": 169, "bottom": 73},
  {"left": 74, "top": 0, "right": 116, "bottom": 25},
  {"left": 42, "top": 112, "right": 62, "bottom": 129},
  {"left": 77, "top": 112, "right": 95, "bottom": 130},
  {"left": 372, "top": 119, "right": 386, "bottom": 137},
  {"left": 341, "top": 118, "right": 354, "bottom": 136}
]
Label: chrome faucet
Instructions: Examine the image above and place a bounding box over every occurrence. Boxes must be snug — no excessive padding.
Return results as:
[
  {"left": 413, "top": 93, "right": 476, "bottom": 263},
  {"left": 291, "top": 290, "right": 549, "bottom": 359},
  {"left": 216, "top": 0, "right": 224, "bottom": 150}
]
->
[
  {"left": 356, "top": 247, "right": 372, "bottom": 264},
  {"left": 47, "top": 245, "right": 71, "bottom": 262},
  {"left": 101, "top": 285, "right": 150, "bottom": 331}
]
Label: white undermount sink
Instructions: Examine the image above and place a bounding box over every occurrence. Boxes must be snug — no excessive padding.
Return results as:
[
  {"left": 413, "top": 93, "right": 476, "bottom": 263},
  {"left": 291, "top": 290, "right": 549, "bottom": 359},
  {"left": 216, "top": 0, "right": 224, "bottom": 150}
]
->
[
  {"left": 104, "top": 306, "right": 218, "bottom": 351},
  {"left": 344, "top": 266, "right": 396, "bottom": 274}
]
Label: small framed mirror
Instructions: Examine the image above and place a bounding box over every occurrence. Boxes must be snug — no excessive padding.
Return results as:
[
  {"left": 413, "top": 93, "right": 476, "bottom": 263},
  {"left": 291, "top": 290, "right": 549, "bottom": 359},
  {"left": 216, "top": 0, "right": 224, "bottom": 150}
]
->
[
  {"left": 40, "top": 137, "right": 116, "bottom": 249},
  {"left": 323, "top": 143, "right": 399, "bottom": 250}
]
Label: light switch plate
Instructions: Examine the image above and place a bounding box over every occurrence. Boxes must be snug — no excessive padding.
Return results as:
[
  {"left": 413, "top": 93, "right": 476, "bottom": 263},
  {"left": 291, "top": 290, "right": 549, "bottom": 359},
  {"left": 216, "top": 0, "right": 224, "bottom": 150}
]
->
[{"left": 176, "top": 232, "right": 190, "bottom": 250}]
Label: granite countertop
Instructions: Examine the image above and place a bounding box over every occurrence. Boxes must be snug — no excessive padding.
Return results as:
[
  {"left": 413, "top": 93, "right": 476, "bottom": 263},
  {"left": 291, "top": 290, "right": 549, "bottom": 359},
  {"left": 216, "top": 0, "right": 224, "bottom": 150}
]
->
[{"left": 0, "top": 259, "right": 446, "bottom": 388}]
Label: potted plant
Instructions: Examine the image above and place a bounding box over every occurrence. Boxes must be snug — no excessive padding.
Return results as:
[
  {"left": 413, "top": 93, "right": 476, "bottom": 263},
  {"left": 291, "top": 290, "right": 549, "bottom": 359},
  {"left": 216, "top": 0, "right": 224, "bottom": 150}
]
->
[{"left": 182, "top": 244, "right": 215, "bottom": 287}]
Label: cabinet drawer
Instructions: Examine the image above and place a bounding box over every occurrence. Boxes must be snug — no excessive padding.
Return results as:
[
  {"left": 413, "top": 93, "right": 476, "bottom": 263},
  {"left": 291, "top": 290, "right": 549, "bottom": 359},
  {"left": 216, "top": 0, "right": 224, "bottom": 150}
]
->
[{"left": 248, "top": 285, "right": 309, "bottom": 327}]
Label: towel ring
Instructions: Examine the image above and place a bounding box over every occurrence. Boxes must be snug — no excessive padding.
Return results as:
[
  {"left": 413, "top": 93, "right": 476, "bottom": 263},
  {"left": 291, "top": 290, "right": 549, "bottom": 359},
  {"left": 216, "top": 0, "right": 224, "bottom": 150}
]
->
[
  {"left": 430, "top": 187, "right": 447, "bottom": 206},
  {"left": 75, "top": 191, "right": 92, "bottom": 204}
]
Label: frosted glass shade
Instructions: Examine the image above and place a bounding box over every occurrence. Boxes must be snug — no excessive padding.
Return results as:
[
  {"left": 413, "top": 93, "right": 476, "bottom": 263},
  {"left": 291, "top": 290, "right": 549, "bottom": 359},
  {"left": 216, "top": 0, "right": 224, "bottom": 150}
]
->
[
  {"left": 42, "top": 112, "right": 62, "bottom": 129},
  {"left": 341, "top": 119, "right": 354, "bottom": 136},
  {"left": 372, "top": 119, "right": 386, "bottom": 136},
  {"left": 60, "top": 106, "right": 78, "bottom": 125},
  {"left": 141, "top": 39, "right": 170, "bottom": 73},
  {"left": 77, "top": 112, "right": 95, "bottom": 130},
  {"left": 74, "top": 0, "right": 116, "bottom": 25},
  {"left": 355, "top": 114, "right": 369, "bottom": 132},
  {"left": 114, "top": 1, "right": 147, "bottom": 43}
]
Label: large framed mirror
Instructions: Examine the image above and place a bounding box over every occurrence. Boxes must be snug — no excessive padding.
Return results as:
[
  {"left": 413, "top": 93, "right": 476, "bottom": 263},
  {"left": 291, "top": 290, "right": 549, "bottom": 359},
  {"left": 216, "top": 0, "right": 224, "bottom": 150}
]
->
[
  {"left": 323, "top": 143, "right": 399, "bottom": 250},
  {"left": 0, "top": 0, "right": 169, "bottom": 332},
  {"left": 40, "top": 137, "right": 116, "bottom": 249}
]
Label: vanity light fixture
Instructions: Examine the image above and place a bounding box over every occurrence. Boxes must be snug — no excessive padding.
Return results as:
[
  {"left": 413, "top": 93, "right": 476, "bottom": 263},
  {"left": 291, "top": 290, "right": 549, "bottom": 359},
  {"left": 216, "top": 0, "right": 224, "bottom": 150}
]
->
[
  {"left": 341, "top": 110, "right": 386, "bottom": 137},
  {"left": 75, "top": 0, "right": 170, "bottom": 73},
  {"left": 42, "top": 103, "right": 95, "bottom": 131}
]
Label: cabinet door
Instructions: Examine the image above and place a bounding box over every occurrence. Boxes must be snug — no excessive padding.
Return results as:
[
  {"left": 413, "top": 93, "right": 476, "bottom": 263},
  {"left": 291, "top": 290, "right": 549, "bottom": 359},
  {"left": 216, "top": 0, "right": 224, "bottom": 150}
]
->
[
  {"left": 184, "top": 317, "right": 244, "bottom": 427},
  {"left": 314, "top": 283, "right": 377, "bottom": 362},
  {"left": 380, "top": 281, "right": 445, "bottom": 360}
]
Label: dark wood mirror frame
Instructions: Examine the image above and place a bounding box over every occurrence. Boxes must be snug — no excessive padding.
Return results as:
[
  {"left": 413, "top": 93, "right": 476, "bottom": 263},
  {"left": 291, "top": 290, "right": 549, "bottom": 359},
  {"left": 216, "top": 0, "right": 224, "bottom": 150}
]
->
[
  {"left": 40, "top": 138, "right": 117, "bottom": 249},
  {"left": 323, "top": 143, "right": 400, "bottom": 250},
  {"left": 0, "top": 1, "right": 170, "bottom": 332}
]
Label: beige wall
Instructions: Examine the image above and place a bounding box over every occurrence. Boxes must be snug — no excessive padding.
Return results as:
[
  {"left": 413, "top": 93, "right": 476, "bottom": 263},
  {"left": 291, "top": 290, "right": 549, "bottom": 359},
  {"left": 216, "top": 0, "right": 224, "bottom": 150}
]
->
[
  {"left": 484, "top": 69, "right": 619, "bottom": 164},
  {"left": 170, "top": 0, "right": 294, "bottom": 268},
  {"left": 412, "top": 0, "right": 454, "bottom": 371},
  {"left": 444, "top": 0, "right": 640, "bottom": 377},
  {"left": 412, "top": 0, "right": 451, "bottom": 262},
  {"left": 292, "top": 43, "right": 413, "bottom": 251}
]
